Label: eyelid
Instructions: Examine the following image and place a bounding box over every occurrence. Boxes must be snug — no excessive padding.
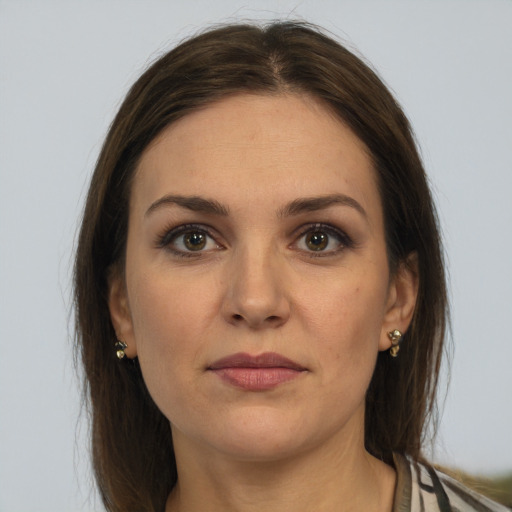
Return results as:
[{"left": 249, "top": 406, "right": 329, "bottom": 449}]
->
[
  {"left": 156, "top": 223, "right": 223, "bottom": 256},
  {"left": 291, "top": 222, "right": 354, "bottom": 255},
  {"left": 156, "top": 221, "right": 353, "bottom": 258}
]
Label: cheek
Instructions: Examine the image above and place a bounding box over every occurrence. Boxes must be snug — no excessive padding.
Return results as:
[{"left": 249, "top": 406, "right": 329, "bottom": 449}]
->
[
  {"left": 129, "top": 266, "right": 219, "bottom": 347},
  {"left": 299, "top": 268, "right": 388, "bottom": 376},
  {"left": 127, "top": 280, "right": 198, "bottom": 421},
  {"left": 125, "top": 266, "right": 222, "bottom": 410}
]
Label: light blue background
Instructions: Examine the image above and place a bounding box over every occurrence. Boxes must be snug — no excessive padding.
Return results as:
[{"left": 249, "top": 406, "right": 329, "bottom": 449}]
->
[{"left": 1, "top": 1, "right": 511, "bottom": 510}]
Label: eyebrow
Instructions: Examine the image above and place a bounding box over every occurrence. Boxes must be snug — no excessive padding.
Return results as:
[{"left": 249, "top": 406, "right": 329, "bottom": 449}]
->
[
  {"left": 278, "top": 194, "right": 368, "bottom": 220},
  {"left": 145, "top": 193, "right": 367, "bottom": 221},
  {"left": 145, "top": 195, "right": 229, "bottom": 217}
]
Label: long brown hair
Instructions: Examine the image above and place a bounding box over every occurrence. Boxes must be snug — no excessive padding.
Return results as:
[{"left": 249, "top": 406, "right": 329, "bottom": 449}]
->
[{"left": 74, "top": 21, "right": 448, "bottom": 512}]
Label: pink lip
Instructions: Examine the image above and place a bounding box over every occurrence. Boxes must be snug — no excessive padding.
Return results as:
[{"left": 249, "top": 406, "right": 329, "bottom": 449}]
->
[{"left": 208, "top": 352, "right": 307, "bottom": 391}]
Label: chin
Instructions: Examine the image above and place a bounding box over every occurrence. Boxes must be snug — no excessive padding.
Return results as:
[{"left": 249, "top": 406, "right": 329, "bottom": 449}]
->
[
  {"left": 213, "top": 434, "right": 307, "bottom": 463},
  {"left": 196, "top": 407, "right": 329, "bottom": 462}
]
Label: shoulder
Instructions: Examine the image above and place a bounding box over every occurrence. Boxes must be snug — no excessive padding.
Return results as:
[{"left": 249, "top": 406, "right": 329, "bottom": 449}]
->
[
  {"left": 434, "top": 469, "right": 510, "bottom": 512},
  {"left": 393, "top": 453, "right": 509, "bottom": 512}
]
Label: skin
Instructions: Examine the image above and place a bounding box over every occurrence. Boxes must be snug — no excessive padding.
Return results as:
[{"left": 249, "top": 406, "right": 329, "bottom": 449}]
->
[{"left": 109, "top": 93, "right": 418, "bottom": 511}]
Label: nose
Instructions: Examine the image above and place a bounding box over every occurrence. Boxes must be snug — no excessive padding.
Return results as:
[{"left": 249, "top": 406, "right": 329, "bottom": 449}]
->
[{"left": 222, "top": 246, "right": 291, "bottom": 329}]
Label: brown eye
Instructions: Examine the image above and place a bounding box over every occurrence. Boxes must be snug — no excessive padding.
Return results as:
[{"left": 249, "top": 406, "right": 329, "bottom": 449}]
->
[
  {"left": 293, "top": 224, "right": 352, "bottom": 256},
  {"left": 159, "top": 225, "right": 221, "bottom": 256},
  {"left": 305, "top": 231, "right": 328, "bottom": 251},
  {"left": 184, "top": 232, "right": 207, "bottom": 251}
]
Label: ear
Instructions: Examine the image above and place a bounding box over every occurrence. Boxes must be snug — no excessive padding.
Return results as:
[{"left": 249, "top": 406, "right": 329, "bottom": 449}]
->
[
  {"left": 379, "top": 253, "right": 419, "bottom": 351},
  {"left": 108, "top": 268, "right": 137, "bottom": 358}
]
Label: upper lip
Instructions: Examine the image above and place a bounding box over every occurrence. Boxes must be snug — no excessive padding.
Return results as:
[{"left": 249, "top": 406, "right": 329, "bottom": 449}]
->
[{"left": 208, "top": 352, "right": 306, "bottom": 371}]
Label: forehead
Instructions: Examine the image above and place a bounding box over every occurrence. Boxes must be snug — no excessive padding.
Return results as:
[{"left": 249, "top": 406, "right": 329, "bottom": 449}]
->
[{"left": 133, "top": 93, "right": 380, "bottom": 219}]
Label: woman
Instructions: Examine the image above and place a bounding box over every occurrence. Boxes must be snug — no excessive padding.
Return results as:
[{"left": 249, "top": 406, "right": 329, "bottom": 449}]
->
[{"left": 74, "top": 22, "right": 506, "bottom": 512}]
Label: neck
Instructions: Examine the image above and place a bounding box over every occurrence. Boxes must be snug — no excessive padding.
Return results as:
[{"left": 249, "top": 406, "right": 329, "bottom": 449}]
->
[{"left": 166, "top": 426, "right": 396, "bottom": 512}]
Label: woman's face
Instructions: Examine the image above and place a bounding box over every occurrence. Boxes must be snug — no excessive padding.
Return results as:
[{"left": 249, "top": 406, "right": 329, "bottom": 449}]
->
[{"left": 109, "top": 93, "right": 416, "bottom": 462}]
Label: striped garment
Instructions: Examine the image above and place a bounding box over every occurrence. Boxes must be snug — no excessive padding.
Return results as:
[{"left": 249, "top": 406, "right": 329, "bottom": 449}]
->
[{"left": 393, "top": 453, "right": 510, "bottom": 511}]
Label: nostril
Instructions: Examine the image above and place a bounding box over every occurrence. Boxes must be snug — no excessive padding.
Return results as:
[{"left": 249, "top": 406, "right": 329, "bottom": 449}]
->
[{"left": 231, "top": 313, "right": 281, "bottom": 323}]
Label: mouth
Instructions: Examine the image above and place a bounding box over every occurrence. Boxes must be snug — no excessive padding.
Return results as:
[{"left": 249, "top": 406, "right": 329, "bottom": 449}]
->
[{"left": 208, "top": 352, "right": 307, "bottom": 391}]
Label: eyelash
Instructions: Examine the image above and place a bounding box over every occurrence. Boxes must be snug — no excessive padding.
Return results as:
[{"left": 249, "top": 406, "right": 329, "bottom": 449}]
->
[
  {"left": 156, "top": 222, "right": 353, "bottom": 258},
  {"left": 293, "top": 223, "right": 354, "bottom": 257},
  {"left": 156, "top": 223, "right": 221, "bottom": 259}
]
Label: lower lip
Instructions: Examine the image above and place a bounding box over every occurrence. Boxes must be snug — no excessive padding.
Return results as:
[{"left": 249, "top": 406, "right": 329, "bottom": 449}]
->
[{"left": 211, "top": 367, "right": 304, "bottom": 391}]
